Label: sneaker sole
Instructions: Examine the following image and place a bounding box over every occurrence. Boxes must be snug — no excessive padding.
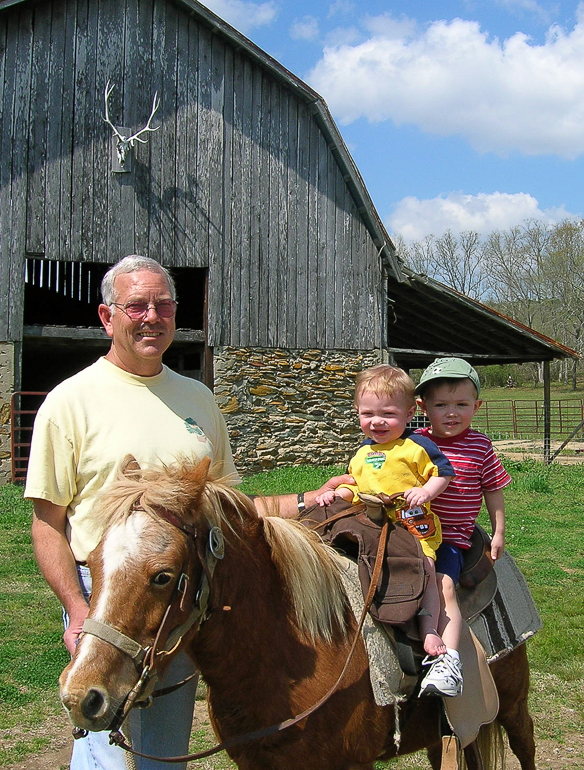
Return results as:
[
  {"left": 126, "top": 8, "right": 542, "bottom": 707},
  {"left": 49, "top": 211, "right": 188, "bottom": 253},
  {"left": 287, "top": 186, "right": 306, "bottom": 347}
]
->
[{"left": 418, "top": 683, "right": 461, "bottom": 698}]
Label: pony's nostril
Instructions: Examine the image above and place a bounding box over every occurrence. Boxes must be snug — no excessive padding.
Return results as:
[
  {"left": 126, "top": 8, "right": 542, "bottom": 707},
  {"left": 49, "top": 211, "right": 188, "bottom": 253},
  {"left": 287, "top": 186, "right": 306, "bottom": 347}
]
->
[{"left": 81, "top": 688, "right": 107, "bottom": 719}]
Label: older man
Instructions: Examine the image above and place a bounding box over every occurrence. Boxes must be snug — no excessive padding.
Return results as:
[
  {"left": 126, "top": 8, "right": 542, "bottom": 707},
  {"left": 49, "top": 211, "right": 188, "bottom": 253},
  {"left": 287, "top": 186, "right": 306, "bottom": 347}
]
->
[{"left": 26, "top": 255, "right": 347, "bottom": 770}]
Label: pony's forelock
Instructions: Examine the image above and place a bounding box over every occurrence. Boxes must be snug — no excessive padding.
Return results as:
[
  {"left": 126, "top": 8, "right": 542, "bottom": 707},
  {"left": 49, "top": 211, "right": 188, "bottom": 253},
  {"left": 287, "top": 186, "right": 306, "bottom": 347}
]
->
[{"left": 92, "top": 459, "right": 249, "bottom": 536}]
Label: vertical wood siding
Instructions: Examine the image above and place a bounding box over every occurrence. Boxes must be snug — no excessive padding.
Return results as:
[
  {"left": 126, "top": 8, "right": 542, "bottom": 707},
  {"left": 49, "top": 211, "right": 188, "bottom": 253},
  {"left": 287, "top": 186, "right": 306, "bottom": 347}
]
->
[{"left": 1, "top": 0, "right": 385, "bottom": 349}]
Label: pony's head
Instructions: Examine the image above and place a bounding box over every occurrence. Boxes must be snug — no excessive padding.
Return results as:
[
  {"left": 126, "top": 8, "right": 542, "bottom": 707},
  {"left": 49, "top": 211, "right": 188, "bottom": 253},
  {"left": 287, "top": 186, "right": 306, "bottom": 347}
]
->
[{"left": 59, "top": 455, "right": 230, "bottom": 732}]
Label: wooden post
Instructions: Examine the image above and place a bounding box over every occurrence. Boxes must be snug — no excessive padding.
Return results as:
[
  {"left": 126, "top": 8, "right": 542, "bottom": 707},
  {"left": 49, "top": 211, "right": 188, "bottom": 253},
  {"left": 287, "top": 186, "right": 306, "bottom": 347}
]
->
[{"left": 543, "top": 361, "right": 551, "bottom": 464}]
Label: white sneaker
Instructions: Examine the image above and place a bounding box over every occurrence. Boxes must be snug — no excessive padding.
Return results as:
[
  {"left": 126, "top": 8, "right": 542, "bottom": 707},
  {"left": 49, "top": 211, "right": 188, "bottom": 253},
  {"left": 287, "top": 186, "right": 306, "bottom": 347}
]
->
[{"left": 418, "top": 653, "right": 463, "bottom": 697}]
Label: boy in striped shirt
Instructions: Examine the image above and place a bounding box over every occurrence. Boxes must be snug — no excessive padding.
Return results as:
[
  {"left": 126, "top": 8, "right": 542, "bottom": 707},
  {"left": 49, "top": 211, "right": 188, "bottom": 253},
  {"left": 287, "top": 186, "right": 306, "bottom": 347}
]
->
[{"left": 414, "top": 358, "right": 511, "bottom": 697}]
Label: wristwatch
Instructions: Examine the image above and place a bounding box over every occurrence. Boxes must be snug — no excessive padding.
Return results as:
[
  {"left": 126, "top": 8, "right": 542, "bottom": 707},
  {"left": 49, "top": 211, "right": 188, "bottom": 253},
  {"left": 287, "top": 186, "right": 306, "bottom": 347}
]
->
[{"left": 297, "top": 492, "right": 305, "bottom": 512}]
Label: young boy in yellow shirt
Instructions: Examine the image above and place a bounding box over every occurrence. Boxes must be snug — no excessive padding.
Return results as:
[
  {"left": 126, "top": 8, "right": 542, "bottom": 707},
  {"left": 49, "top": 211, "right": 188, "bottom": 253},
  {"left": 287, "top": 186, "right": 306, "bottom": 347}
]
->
[{"left": 317, "top": 365, "right": 457, "bottom": 688}]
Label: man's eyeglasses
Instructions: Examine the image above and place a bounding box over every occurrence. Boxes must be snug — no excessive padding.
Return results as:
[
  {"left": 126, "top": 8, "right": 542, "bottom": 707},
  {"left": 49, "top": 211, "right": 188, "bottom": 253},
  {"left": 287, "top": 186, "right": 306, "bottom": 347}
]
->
[{"left": 111, "top": 300, "right": 178, "bottom": 320}]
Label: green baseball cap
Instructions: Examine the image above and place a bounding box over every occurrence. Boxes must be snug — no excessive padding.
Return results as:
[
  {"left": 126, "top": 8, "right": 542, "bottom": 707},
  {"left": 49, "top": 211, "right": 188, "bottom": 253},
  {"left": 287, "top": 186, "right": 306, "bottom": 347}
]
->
[{"left": 415, "top": 357, "right": 481, "bottom": 396}]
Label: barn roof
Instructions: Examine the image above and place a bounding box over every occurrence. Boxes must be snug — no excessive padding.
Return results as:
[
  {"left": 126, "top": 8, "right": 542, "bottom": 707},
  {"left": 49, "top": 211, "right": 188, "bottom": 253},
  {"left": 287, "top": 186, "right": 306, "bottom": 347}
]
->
[
  {"left": 387, "top": 266, "right": 579, "bottom": 368},
  {"left": 0, "top": 0, "right": 402, "bottom": 282},
  {"left": 2, "top": 0, "right": 578, "bottom": 367}
]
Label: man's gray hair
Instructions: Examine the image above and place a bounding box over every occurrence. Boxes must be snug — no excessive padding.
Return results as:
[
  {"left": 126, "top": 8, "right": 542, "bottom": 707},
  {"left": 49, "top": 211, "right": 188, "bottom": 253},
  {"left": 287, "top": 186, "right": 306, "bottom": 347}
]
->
[{"left": 101, "top": 255, "right": 176, "bottom": 306}]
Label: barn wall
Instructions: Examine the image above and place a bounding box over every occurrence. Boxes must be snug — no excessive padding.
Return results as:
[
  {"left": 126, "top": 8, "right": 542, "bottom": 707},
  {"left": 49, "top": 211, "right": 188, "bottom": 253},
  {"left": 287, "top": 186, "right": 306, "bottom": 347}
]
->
[
  {"left": 214, "top": 346, "right": 380, "bottom": 473},
  {"left": 0, "top": 342, "right": 15, "bottom": 483},
  {"left": 0, "top": 0, "right": 386, "bottom": 351}
]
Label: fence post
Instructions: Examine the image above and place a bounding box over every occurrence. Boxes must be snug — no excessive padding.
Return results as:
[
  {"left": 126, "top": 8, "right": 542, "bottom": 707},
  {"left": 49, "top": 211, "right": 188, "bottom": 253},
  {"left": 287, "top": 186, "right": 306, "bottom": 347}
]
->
[{"left": 543, "top": 361, "right": 551, "bottom": 464}]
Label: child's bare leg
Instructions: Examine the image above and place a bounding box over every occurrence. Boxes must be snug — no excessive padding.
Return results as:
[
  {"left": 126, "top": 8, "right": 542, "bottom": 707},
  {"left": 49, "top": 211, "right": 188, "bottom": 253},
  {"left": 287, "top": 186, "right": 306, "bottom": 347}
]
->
[
  {"left": 419, "top": 556, "right": 447, "bottom": 657},
  {"left": 437, "top": 573, "right": 463, "bottom": 651}
]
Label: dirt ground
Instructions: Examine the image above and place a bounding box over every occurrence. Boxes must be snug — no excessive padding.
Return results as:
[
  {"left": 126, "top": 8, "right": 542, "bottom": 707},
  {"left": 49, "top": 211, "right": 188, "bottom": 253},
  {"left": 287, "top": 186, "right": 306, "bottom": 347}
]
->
[
  {"left": 491, "top": 439, "right": 584, "bottom": 465},
  {"left": 7, "top": 708, "right": 584, "bottom": 770}
]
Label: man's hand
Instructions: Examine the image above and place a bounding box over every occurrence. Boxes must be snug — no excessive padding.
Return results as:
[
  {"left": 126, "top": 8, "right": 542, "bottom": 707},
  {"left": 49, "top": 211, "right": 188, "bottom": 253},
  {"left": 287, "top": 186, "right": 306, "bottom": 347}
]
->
[
  {"left": 31, "top": 499, "right": 89, "bottom": 654},
  {"left": 64, "top": 606, "right": 90, "bottom": 656},
  {"left": 253, "top": 474, "right": 356, "bottom": 518},
  {"left": 314, "top": 474, "right": 354, "bottom": 499}
]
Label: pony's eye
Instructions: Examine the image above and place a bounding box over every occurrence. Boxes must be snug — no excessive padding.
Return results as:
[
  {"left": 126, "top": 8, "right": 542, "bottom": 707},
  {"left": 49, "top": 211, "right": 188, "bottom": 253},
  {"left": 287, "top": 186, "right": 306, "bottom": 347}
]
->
[{"left": 151, "top": 572, "right": 173, "bottom": 586}]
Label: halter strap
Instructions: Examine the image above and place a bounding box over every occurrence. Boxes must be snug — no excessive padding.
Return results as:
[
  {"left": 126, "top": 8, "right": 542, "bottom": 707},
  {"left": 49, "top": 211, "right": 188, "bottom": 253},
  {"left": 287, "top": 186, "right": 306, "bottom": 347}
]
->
[{"left": 82, "top": 618, "right": 149, "bottom": 664}]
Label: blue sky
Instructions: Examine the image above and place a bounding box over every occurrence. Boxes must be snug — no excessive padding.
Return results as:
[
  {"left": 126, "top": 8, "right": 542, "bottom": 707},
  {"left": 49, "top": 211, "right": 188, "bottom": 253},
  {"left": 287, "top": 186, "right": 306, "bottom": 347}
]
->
[{"left": 200, "top": 0, "right": 584, "bottom": 242}]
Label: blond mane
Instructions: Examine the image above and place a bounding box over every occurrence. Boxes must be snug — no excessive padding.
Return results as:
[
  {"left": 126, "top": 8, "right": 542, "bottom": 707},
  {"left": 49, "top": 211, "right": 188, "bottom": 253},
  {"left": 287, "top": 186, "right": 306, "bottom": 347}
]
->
[{"left": 92, "top": 458, "right": 348, "bottom": 643}]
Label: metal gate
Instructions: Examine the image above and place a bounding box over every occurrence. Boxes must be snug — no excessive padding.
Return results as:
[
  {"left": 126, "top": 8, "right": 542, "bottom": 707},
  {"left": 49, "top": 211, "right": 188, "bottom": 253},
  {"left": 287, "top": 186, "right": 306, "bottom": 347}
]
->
[{"left": 10, "top": 392, "right": 47, "bottom": 483}]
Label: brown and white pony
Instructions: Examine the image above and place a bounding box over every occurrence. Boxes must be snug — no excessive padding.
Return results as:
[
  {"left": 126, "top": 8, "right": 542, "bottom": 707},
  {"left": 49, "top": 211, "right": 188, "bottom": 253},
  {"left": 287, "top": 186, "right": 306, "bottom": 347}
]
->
[{"left": 60, "top": 458, "right": 535, "bottom": 770}]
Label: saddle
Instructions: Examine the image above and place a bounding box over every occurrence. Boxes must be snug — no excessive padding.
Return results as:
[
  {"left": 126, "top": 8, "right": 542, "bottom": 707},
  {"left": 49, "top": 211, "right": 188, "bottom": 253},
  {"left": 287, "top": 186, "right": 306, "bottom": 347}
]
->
[
  {"left": 299, "top": 498, "right": 498, "bottom": 668},
  {"left": 299, "top": 498, "right": 428, "bottom": 640}
]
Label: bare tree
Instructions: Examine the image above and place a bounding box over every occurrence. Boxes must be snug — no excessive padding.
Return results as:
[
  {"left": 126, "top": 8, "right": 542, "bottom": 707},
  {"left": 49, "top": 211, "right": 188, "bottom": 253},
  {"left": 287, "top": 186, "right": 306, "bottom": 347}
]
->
[
  {"left": 397, "top": 230, "right": 488, "bottom": 300},
  {"left": 395, "top": 218, "right": 582, "bottom": 386},
  {"left": 542, "top": 219, "right": 584, "bottom": 389}
]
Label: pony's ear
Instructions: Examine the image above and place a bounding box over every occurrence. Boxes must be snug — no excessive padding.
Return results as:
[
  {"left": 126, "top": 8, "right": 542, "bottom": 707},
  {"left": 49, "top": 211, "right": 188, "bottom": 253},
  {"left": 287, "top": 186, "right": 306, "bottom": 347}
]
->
[
  {"left": 181, "top": 457, "right": 212, "bottom": 507},
  {"left": 120, "top": 455, "right": 142, "bottom": 476}
]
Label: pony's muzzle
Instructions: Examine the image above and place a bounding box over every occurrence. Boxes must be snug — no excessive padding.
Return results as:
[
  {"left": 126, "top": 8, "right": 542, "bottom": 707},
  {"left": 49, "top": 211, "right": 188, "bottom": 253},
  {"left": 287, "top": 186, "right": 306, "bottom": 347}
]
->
[{"left": 61, "top": 684, "right": 117, "bottom": 731}]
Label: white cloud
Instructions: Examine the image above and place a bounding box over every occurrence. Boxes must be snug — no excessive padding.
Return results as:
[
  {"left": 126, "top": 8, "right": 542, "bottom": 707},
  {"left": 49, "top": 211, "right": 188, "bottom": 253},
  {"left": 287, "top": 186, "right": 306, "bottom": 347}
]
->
[
  {"left": 493, "top": 0, "right": 554, "bottom": 24},
  {"left": 200, "top": 0, "right": 276, "bottom": 33},
  {"left": 290, "top": 15, "right": 320, "bottom": 42},
  {"left": 328, "top": 0, "right": 356, "bottom": 18},
  {"left": 388, "top": 191, "right": 574, "bottom": 241},
  {"left": 307, "top": 6, "right": 584, "bottom": 157}
]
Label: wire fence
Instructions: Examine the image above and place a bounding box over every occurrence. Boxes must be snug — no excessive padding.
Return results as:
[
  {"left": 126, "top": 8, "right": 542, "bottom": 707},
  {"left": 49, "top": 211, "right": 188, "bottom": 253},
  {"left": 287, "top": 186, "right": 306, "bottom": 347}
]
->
[{"left": 471, "top": 399, "right": 584, "bottom": 441}]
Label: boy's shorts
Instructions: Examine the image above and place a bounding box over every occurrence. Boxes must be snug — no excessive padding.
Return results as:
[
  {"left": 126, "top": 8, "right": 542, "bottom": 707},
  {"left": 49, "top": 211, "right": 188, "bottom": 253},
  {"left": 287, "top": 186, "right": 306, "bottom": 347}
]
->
[{"left": 435, "top": 542, "right": 465, "bottom": 583}]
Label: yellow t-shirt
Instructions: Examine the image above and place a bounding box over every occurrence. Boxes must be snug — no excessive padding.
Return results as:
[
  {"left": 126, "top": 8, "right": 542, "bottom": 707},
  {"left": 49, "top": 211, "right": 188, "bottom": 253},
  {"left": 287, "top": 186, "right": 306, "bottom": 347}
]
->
[
  {"left": 340, "top": 433, "right": 454, "bottom": 559},
  {"left": 25, "top": 357, "right": 239, "bottom": 560}
]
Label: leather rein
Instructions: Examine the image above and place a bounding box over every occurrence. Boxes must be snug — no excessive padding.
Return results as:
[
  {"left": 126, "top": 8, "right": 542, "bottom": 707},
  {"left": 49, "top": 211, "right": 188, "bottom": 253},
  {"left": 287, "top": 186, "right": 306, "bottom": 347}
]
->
[{"left": 76, "top": 500, "right": 390, "bottom": 765}]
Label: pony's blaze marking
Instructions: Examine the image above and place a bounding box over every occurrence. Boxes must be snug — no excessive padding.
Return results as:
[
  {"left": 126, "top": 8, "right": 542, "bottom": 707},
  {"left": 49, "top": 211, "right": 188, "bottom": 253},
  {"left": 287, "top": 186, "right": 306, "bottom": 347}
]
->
[
  {"left": 67, "top": 514, "right": 152, "bottom": 671},
  {"left": 93, "top": 513, "right": 150, "bottom": 621}
]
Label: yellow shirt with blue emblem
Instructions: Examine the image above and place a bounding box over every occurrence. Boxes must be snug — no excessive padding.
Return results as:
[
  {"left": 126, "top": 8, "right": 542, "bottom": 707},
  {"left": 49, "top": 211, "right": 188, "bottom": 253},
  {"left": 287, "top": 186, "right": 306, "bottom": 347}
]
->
[{"left": 339, "top": 429, "right": 455, "bottom": 558}]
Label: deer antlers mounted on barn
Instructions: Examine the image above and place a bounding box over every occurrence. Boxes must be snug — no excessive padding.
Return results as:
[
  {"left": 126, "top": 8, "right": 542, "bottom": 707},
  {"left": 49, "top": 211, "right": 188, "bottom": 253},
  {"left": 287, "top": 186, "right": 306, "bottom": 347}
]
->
[{"left": 103, "top": 80, "right": 160, "bottom": 172}]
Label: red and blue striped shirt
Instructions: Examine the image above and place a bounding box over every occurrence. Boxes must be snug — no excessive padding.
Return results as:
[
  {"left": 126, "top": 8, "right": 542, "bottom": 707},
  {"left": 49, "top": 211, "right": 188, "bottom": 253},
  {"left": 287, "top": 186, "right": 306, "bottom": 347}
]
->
[{"left": 416, "top": 427, "right": 511, "bottom": 550}]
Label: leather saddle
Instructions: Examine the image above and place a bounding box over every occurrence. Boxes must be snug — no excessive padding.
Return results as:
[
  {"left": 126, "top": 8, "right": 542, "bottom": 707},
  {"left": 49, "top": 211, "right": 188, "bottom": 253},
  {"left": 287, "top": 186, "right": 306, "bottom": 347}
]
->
[
  {"left": 300, "top": 498, "right": 498, "bottom": 659},
  {"left": 457, "top": 525, "right": 497, "bottom": 622}
]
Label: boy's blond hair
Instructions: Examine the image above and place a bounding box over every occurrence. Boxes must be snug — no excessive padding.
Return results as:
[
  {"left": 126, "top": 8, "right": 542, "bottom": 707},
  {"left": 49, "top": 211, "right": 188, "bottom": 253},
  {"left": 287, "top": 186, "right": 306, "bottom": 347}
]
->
[{"left": 354, "top": 364, "right": 415, "bottom": 407}]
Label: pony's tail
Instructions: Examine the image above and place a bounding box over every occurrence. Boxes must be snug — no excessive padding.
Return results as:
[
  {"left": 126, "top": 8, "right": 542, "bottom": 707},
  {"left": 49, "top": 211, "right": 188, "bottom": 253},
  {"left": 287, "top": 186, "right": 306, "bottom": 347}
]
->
[
  {"left": 457, "top": 721, "right": 506, "bottom": 770},
  {"left": 262, "top": 516, "right": 348, "bottom": 643}
]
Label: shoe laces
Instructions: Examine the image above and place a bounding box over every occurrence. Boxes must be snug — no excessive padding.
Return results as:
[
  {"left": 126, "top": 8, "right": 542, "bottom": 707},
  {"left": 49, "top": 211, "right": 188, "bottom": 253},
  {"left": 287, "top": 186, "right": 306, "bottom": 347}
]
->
[{"left": 422, "top": 653, "right": 461, "bottom": 680}]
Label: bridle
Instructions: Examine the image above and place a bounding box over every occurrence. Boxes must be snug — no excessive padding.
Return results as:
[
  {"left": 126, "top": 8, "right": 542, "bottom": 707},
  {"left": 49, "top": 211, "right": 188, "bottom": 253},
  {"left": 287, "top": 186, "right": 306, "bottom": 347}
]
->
[
  {"left": 73, "top": 499, "right": 390, "bottom": 765},
  {"left": 73, "top": 499, "right": 225, "bottom": 741}
]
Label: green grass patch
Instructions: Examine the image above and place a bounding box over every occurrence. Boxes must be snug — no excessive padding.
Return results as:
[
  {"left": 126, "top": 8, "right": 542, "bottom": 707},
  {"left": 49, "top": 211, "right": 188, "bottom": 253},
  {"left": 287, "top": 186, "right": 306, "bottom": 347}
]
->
[{"left": 238, "top": 464, "right": 346, "bottom": 496}]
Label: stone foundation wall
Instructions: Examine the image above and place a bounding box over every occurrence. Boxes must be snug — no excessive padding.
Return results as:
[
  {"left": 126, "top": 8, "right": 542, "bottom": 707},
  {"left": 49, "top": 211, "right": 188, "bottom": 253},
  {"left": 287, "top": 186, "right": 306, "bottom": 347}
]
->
[
  {"left": 214, "top": 347, "right": 381, "bottom": 473},
  {"left": 0, "top": 343, "right": 15, "bottom": 484}
]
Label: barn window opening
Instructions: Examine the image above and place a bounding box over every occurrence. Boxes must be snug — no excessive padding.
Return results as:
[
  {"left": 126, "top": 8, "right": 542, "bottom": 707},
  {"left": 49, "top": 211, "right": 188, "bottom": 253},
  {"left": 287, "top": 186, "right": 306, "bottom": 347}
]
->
[
  {"left": 24, "top": 259, "right": 108, "bottom": 327},
  {"left": 23, "top": 259, "right": 206, "bottom": 330}
]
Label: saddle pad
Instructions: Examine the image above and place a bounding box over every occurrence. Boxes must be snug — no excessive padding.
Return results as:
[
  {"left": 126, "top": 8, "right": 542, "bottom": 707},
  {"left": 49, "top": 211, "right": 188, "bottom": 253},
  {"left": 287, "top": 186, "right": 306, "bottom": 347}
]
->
[
  {"left": 467, "top": 551, "right": 542, "bottom": 662},
  {"left": 336, "top": 555, "right": 407, "bottom": 706},
  {"left": 443, "top": 625, "right": 499, "bottom": 748}
]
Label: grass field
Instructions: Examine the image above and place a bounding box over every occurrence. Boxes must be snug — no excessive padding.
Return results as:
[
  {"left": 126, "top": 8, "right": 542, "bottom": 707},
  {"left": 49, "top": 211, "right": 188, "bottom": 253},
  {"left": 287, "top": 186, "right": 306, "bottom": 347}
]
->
[{"left": 1, "top": 459, "right": 583, "bottom": 767}]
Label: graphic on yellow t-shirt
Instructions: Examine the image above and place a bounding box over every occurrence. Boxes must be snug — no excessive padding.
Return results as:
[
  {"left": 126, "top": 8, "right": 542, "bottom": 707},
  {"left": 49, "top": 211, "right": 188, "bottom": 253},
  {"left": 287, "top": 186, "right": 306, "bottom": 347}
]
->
[{"left": 365, "top": 451, "right": 386, "bottom": 470}]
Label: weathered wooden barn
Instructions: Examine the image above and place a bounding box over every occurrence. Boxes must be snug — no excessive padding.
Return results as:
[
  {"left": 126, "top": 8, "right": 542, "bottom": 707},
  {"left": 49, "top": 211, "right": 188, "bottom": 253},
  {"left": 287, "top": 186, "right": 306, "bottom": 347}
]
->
[{"left": 0, "top": 0, "right": 577, "bottom": 481}]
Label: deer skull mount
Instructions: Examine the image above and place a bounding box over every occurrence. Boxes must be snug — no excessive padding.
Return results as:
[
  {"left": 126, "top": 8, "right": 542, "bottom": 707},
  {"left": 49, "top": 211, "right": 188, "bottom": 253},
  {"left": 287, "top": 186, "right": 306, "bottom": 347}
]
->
[{"left": 103, "top": 81, "right": 160, "bottom": 173}]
